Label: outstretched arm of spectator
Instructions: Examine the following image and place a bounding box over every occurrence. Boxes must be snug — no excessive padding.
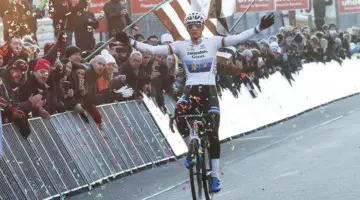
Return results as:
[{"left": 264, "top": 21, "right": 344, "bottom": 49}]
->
[{"left": 43, "top": 31, "right": 68, "bottom": 63}]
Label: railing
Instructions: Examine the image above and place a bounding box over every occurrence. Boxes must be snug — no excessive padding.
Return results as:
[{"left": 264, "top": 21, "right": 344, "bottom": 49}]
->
[{"left": 0, "top": 101, "right": 174, "bottom": 200}]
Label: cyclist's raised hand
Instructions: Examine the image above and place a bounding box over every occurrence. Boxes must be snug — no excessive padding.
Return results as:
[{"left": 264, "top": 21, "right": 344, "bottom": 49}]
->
[
  {"left": 113, "top": 29, "right": 130, "bottom": 46},
  {"left": 259, "top": 13, "right": 275, "bottom": 31}
]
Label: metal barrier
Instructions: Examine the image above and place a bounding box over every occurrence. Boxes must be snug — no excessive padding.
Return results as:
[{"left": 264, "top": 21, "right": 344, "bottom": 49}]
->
[{"left": 0, "top": 101, "right": 174, "bottom": 200}]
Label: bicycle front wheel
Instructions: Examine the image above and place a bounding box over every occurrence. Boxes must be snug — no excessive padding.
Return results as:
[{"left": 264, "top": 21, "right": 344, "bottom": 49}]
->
[
  {"left": 202, "top": 137, "right": 213, "bottom": 200},
  {"left": 189, "top": 139, "right": 203, "bottom": 200}
]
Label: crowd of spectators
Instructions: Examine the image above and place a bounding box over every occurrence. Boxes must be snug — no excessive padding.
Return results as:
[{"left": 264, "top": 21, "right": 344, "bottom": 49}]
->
[{"left": 1, "top": 1, "right": 360, "bottom": 139}]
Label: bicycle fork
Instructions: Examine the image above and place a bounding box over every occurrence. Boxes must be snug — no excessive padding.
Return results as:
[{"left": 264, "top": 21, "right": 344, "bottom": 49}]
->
[{"left": 185, "top": 119, "right": 200, "bottom": 162}]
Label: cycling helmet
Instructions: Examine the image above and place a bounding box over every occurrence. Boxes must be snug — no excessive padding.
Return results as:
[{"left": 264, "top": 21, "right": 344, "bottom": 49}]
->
[{"left": 184, "top": 12, "right": 205, "bottom": 25}]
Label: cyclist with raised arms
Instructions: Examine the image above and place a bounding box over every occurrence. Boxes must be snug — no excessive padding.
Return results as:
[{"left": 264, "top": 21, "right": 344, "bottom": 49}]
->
[{"left": 115, "top": 12, "right": 275, "bottom": 193}]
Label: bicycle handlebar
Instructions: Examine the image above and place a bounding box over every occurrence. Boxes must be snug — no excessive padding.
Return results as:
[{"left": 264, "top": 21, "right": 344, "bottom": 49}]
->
[{"left": 168, "top": 112, "right": 210, "bottom": 134}]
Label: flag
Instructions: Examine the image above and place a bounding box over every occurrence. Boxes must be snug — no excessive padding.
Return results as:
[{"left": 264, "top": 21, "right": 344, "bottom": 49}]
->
[
  {"left": 153, "top": 0, "right": 219, "bottom": 40},
  {"left": 192, "top": 0, "right": 236, "bottom": 32}
]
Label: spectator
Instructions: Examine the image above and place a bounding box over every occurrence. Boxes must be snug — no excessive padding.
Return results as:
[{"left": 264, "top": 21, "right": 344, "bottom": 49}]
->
[
  {"left": 74, "top": 6, "right": 99, "bottom": 51},
  {"left": 0, "top": 59, "right": 45, "bottom": 138},
  {"left": 19, "top": 59, "right": 54, "bottom": 119},
  {"left": 0, "top": 36, "right": 28, "bottom": 67},
  {"left": 65, "top": 45, "right": 83, "bottom": 65},
  {"left": 49, "top": 0, "right": 88, "bottom": 45},
  {"left": 313, "top": 0, "right": 333, "bottom": 30},
  {"left": 121, "top": 51, "right": 145, "bottom": 99},
  {"left": 147, "top": 35, "right": 160, "bottom": 46},
  {"left": 103, "top": 0, "right": 139, "bottom": 39}
]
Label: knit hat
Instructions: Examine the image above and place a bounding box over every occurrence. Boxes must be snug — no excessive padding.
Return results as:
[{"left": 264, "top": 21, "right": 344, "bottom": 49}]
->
[
  {"left": 335, "top": 38, "right": 342, "bottom": 46},
  {"left": 101, "top": 49, "right": 116, "bottom": 65},
  {"left": 242, "top": 49, "right": 253, "bottom": 57},
  {"left": 270, "top": 42, "right": 281, "bottom": 54},
  {"left": 161, "top": 33, "right": 174, "bottom": 44},
  {"left": 268, "top": 35, "right": 278, "bottom": 43},
  {"left": 34, "top": 59, "right": 51, "bottom": 72},
  {"left": 259, "top": 39, "right": 270, "bottom": 47},
  {"left": 65, "top": 45, "right": 82, "bottom": 58}
]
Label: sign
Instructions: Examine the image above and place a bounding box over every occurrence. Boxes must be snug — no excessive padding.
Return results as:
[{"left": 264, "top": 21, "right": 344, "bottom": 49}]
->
[
  {"left": 88, "top": 0, "right": 108, "bottom": 14},
  {"left": 236, "top": 0, "right": 276, "bottom": 12},
  {"left": 131, "top": 0, "right": 162, "bottom": 14},
  {"left": 236, "top": 0, "right": 309, "bottom": 12},
  {"left": 275, "top": 0, "right": 309, "bottom": 11},
  {"left": 338, "top": 0, "right": 360, "bottom": 14}
]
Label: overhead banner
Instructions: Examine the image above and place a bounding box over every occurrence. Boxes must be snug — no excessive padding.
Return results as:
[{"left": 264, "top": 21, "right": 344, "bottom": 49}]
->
[
  {"left": 338, "top": 0, "right": 360, "bottom": 14},
  {"left": 236, "top": 0, "right": 309, "bottom": 12},
  {"left": 132, "top": 0, "right": 163, "bottom": 14}
]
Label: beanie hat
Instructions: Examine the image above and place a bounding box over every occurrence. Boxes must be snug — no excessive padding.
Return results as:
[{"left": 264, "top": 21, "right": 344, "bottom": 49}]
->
[
  {"left": 101, "top": 49, "right": 116, "bottom": 65},
  {"left": 270, "top": 42, "right": 281, "bottom": 54},
  {"left": 242, "top": 49, "right": 253, "bottom": 57},
  {"left": 259, "top": 39, "right": 270, "bottom": 47},
  {"left": 161, "top": 33, "right": 174, "bottom": 44},
  {"left": 34, "top": 59, "right": 51, "bottom": 72},
  {"left": 65, "top": 45, "right": 82, "bottom": 58},
  {"left": 335, "top": 38, "right": 342, "bottom": 46},
  {"left": 268, "top": 35, "right": 278, "bottom": 43}
]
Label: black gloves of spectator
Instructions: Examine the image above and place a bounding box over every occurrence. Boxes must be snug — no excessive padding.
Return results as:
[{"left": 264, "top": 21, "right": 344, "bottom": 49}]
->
[
  {"left": 294, "top": 33, "right": 303, "bottom": 43},
  {"left": 259, "top": 13, "right": 275, "bottom": 31},
  {"left": 113, "top": 29, "right": 131, "bottom": 46}
]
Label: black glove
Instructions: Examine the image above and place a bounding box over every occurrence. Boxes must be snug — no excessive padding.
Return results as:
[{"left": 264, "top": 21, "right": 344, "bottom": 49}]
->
[
  {"left": 113, "top": 29, "right": 130, "bottom": 46},
  {"left": 294, "top": 33, "right": 303, "bottom": 43},
  {"left": 259, "top": 13, "right": 275, "bottom": 31},
  {"left": 56, "top": 31, "right": 68, "bottom": 45}
]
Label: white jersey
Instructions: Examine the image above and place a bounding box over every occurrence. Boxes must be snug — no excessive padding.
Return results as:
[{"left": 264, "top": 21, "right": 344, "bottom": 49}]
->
[
  {"left": 170, "top": 36, "right": 224, "bottom": 86},
  {"left": 132, "top": 26, "right": 259, "bottom": 86}
]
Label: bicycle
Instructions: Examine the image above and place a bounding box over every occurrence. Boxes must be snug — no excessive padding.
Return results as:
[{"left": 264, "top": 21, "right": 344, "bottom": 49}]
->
[{"left": 169, "top": 113, "right": 214, "bottom": 200}]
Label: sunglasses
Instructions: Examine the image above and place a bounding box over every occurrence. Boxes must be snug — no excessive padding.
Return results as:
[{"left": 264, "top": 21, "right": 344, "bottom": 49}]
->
[{"left": 187, "top": 23, "right": 202, "bottom": 30}]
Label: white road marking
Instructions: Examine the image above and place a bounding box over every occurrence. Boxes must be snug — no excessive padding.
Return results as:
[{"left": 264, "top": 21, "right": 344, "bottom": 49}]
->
[
  {"left": 273, "top": 170, "right": 300, "bottom": 180},
  {"left": 234, "top": 136, "right": 273, "bottom": 141},
  {"left": 225, "top": 115, "right": 345, "bottom": 166},
  {"left": 142, "top": 179, "right": 188, "bottom": 200}
]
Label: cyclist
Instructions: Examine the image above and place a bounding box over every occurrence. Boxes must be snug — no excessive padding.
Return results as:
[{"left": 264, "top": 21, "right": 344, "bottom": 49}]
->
[{"left": 115, "top": 12, "right": 275, "bottom": 192}]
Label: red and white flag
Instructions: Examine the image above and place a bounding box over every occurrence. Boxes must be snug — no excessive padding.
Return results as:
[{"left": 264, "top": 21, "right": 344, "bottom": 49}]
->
[
  {"left": 153, "top": 0, "right": 232, "bottom": 40},
  {"left": 192, "top": 0, "right": 236, "bottom": 32}
]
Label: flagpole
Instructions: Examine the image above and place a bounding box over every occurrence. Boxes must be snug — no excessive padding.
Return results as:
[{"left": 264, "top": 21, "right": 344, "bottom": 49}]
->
[
  {"left": 229, "top": 0, "right": 256, "bottom": 33},
  {"left": 84, "top": 0, "right": 173, "bottom": 62}
]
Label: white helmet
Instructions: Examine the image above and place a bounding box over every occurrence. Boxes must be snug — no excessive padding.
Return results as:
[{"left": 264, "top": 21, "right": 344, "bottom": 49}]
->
[{"left": 184, "top": 12, "right": 205, "bottom": 25}]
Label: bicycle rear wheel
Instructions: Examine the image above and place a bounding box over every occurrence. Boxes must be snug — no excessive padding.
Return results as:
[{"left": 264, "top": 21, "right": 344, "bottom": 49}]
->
[
  {"left": 201, "top": 137, "right": 213, "bottom": 200},
  {"left": 189, "top": 139, "right": 203, "bottom": 200}
]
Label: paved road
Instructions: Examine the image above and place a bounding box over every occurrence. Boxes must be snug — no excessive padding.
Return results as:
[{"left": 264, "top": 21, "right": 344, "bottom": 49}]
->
[{"left": 70, "top": 95, "right": 360, "bottom": 200}]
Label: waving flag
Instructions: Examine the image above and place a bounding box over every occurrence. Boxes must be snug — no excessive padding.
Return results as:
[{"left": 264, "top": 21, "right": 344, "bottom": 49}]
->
[
  {"left": 153, "top": 0, "right": 222, "bottom": 40},
  {"left": 192, "top": 0, "right": 236, "bottom": 32}
]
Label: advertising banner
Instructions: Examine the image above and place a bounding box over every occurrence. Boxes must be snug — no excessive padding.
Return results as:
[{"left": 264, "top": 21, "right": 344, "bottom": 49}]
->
[
  {"left": 132, "top": 0, "right": 163, "bottom": 14},
  {"left": 236, "top": 0, "right": 309, "bottom": 12},
  {"left": 338, "top": 0, "right": 360, "bottom": 14},
  {"left": 236, "top": 0, "right": 276, "bottom": 12},
  {"left": 276, "top": 0, "right": 309, "bottom": 11}
]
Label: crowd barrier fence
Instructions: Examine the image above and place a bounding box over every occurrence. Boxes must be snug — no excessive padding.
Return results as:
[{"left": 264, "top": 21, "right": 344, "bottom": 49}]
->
[
  {"left": 0, "top": 101, "right": 174, "bottom": 200},
  {"left": 144, "top": 59, "right": 360, "bottom": 156}
]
